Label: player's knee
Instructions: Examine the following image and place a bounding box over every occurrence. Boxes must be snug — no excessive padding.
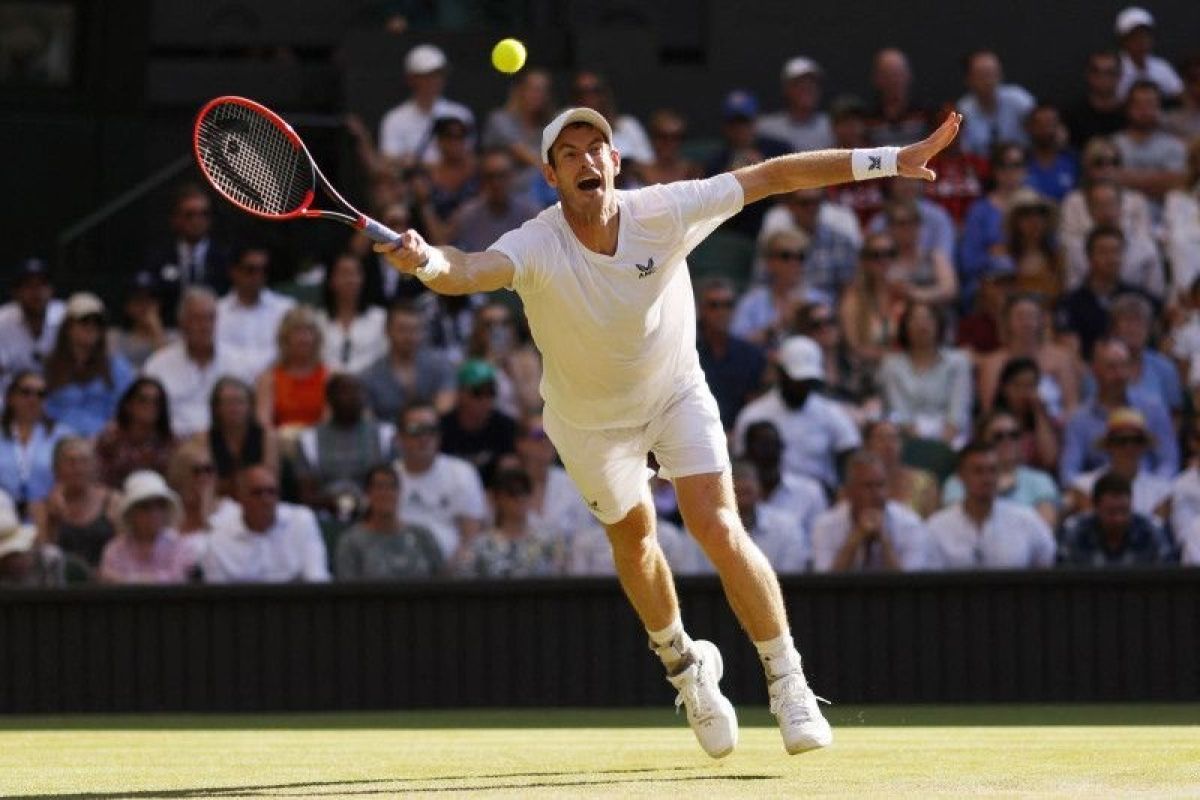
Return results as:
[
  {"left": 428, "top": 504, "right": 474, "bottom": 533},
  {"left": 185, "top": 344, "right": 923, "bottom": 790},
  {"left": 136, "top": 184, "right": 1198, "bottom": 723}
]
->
[{"left": 688, "top": 508, "right": 746, "bottom": 562}]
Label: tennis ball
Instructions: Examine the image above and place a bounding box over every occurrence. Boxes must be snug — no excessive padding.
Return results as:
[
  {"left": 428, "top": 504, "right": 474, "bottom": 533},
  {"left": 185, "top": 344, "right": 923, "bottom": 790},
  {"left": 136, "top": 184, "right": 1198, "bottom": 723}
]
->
[{"left": 491, "top": 38, "right": 527, "bottom": 75}]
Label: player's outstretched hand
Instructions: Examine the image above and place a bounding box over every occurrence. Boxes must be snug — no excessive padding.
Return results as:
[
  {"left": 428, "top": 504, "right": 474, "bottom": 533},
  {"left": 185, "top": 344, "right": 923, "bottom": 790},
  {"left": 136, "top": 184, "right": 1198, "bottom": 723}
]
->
[
  {"left": 897, "top": 112, "right": 963, "bottom": 181},
  {"left": 374, "top": 229, "right": 430, "bottom": 275}
]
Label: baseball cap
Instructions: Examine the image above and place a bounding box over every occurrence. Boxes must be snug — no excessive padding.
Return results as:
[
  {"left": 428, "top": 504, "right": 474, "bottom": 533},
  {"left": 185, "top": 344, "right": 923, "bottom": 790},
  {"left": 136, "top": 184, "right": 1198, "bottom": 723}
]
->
[
  {"left": 65, "top": 292, "right": 105, "bottom": 319},
  {"left": 722, "top": 90, "right": 759, "bottom": 121},
  {"left": 457, "top": 359, "right": 497, "bottom": 389},
  {"left": 540, "top": 107, "right": 614, "bottom": 165},
  {"left": 778, "top": 336, "right": 824, "bottom": 381},
  {"left": 130, "top": 269, "right": 161, "bottom": 294},
  {"left": 15, "top": 257, "right": 50, "bottom": 284},
  {"left": 782, "top": 56, "right": 823, "bottom": 81},
  {"left": 830, "top": 94, "right": 868, "bottom": 122},
  {"left": 405, "top": 44, "right": 448, "bottom": 75},
  {"left": 1115, "top": 6, "right": 1154, "bottom": 37}
]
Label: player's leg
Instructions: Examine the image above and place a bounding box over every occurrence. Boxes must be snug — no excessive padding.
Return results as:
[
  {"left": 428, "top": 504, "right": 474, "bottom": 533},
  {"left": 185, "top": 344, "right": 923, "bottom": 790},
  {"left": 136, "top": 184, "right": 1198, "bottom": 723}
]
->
[{"left": 603, "top": 493, "right": 679, "bottom": 635}]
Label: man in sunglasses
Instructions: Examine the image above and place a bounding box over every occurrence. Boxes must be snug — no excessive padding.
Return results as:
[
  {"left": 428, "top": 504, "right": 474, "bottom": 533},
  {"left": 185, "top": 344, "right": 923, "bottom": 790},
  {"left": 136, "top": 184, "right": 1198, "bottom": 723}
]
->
[
  {"left": 1066, "top": 51, "right": 1126, "bottom": 150},
  {"left": 438, "top": 359, "right": 517, "bottom": 480},
  {"left": 696, "top": 278, "right": 766, "bottom": 430}
]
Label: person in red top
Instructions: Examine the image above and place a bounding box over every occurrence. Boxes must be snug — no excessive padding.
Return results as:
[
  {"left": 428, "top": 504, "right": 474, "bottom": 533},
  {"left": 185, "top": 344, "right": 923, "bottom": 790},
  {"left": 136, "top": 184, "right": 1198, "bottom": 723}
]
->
[{"left": 255, "top": 306, "right": 329, "bottom": 429}]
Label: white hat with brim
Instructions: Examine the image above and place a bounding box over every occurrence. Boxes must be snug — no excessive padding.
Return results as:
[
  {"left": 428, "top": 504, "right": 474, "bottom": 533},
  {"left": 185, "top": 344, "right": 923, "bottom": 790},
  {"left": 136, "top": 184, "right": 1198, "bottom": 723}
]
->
[
  {"left": 118, "top": 470, "right": 182, "bottom": 524},
  {"left": 1115, "top": 7, "right": 1154, "bottom": 37},
  {"left": 778, "top": 335, "right": 824, "bottom": 381},
  {"left": 0, "top": 500, "right": 36, "bottom": 559},
  {"left": 405, "top": 44, "right": 448, "bottom": 75},
  {"left": 540, "top": 107, "right": 614, "bottom": 165}
]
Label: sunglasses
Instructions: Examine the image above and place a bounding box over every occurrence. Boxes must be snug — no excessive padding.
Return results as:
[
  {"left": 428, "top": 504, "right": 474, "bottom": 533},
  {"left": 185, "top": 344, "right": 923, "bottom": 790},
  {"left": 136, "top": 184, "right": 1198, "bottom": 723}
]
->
[
  {"left": 1088, "top": 157, "right": 1120, "bottom": 167},
  {"left": 808, "top": 316, "right": 835, "bottom": 329},
  {"left": 989, "top": 429, "right": 1022, "bottom": 443},
  {"left": 403, "top": 423, "right": 439, "bottom": 437},
  {"left": 705, "top": 299, "right": 735, "bottom": 309},
  {"left": 468, "top": 385, "right": 497, "bottom": 398},
  {"left": 768, "top": 250, "right": 806, "bottom": 262},
  {"left": 996, "top": 160, "right": 1026, "bottom": 170},
  {"left": 1107, "top": 434, "right": 1148, "bottom": 447},
  {"left": 16, "top": 386, "right": 46, "bottom": 398},
  {"left": 132, "top": 392, "right": 161, "bottom": 404},
  {"left": 481, "top": 170, "right": 512, "bottom": 180},
  {"left": 247, "top": 486, "right": 279, "bottom": 498},
  {"left": 862, "top": 248, "right": 897, "bottom": 260},
  {"left": 75, "top": 314, "right": 105, "bottom": 326}
]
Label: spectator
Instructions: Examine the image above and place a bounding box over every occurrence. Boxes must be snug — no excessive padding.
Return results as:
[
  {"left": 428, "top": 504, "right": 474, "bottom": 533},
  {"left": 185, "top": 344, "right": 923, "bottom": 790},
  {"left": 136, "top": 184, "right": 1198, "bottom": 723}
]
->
[
  {"left": 943, "top": 410, "right": 1060, "bottom": 527},
  {"left": 463, "top": 302, "right": 542, "bottom": 419},
  {"left": 144, "top": 287, "right": 255, "bottom": 438},
  {"left": 1058, "top": 471, "right": 1173, "bottom": 565},
  {"left": 513, "top": 413, "right": 591, "bottom": 547},
  {"left": 1174, "top": 423, "right": 1200, "bottom": 551},
  {"left": 1060, "top": 338, "right": 1177, "bottom": 484},
  {"left": 1113, "top": 7, "right": 1184, "bottom": 101},
  {"left": 880, "top": 198, "right": 958, "bottom": 308},
  {"left": 1108, "top": 293, "right": 1183, "bottom": 415},
  {"left": 482, "top": 67, "right": 554, "bottom": 182},
  {"left": 992, "top": 357, "right": 1062, "bottom": 474},
  {"left": 201, "top": 377, "right": 279, "bottom": 498},
  {"left": 215, "top": 245, "right": 295, "bottom": 377},
  {"left": 202, "top": 465, "right": 330, "bottom": 583},
  {"left": 795, "top": 302, "right": 879, "bottom": 420},
  {"left": 1025, "top": 104, "right": 1080, "bottom": 201},
  {"left": 316, "top": 252, "right": 387, "bottom": 375},
  {"left": 0, "top": 257, "right": 63, "bottom": 375},
  {"left": 1168, "top": 276, "right": 1200, "bottom": 385},
  {"left": 956, "top": 49, "right": 1035, "bottom": 157},
  {"left": 255, "top": 306, "right": 328, "bottom": 430},
  {"left": 880, "top": 302, "right": 973, "bottom": 445},
  {"left": 1055, "top": 226, "right": 1144, "bottom": 361},
  {"left": 393, "top": 403, "right": 487, "bottom": 560},
  {"left": 1164, "top": 139, "right": 1200, "bottom": 299},
  {"left": 641, "top": 110, "right": 703, "bottom": 185},
  {"left": 439, "top": 360, "right": 517, "bottom": 477},
  {"left": 1060, "top": 137, "right": 1154, "bottom": 258},
  {"left": 696, "top": 277, "right": 767, "bottom": 430},
  {"left": 865, "top": 177, "right": 956, "bottom": 261},
  {"left": 335, "top": 464, "right": 444, "bottom": 580},
  {"left": 925, "top": 103, "right": 989, "bottom": 226},
  {"left": 42, "top": 436, "right": 118, "bottom": 571},
  {"left": 378, "top": 44, "right": 474, "bottom": 167},
  {"left": 826, "top": 95, "right": 886, "bottom": 226},
  {"left": 757, "top": 56, "right": 833, "bottom": 152},
  {"left": 956, "top": 269, "right": 1014, "bottom": 356},
  {"left": 1000, "top": 188, "right": 1066, "bottom": 301},
  {"left": 0, "top": 371, "right": 70, "bottom": 520},
  {"left": 42, "top": 293, "right": 135, "bottom": 437},
  {"left": 144, "top": 184, "right": 231, "bottom": 325},
  {"left": 362, "top": 203, "right": 419, "bottom": 308},
  {"left": 570, "top": 70, "right": 653, "bottom": 177},
  {"left": 1113, "top": 80, "right": 1187, "bottom": 207},
  {"left": 99, "top": 470, "right": 192, "bottom": 584},
  {"left": 958, "top": 142, "right": 1031, "bottom": 306},
  {"left": 94, "top": 377, "right": 176, "bottom": 489},
  {"left": 732, "top": 229, "right": 826, "bottom": 346},
  {"left": 451, "top": 149, "right": 540, "bottom": 253},
  {"left": 0, "top": 491, "right": 62, "bottom": 587},
  {"left": 757, "top": 187, "right": 860, "bottom": 297},
  {"left": 810, "top": 451, "right": 933, "bottom": 572},
  {"left": 862, "top": 419, "right": 940, "bottom": 519},
  {"left": 733, "top": 336, "right": 861, "bottom": 492},
  {"left": 865, "top": 47, "right": 930, "bottom": 146},
  {"left": 410, "top": 114, "right": 480, "bottom": 246},
  {"left": 360, "top": 300, "right": 456, "bottom": 424},
  {"left": 706, "top": 89, "right": 790, "bottom": 236},
  {"left": 297, "top": 373, "right": 393, "bottom": 519},
  {"left": 980, "top": 294, "right": 1080, "bottom": 420},
  {"left": 164, "top": 439, "right": 227, "bottom": 565},
  {"left": 1068, "top": 407, "right": 1171, "bottom": 519},
  {"left": 928, "top": 440, "right": 1055, "bottom": 569},
  {"left": 109, "top": 270, "right": 174, "bottom": 370},
  {"left": 1063, "top": 181, "right": 1163, "bottom": 297},
  {"left": 742, "top": 420, "right": 828, "bottom": 536},
  {"left": 839, "top": 232, "right": 906, "bottom": 369},
  {"left": 1164, "top": 56, "right": 1200, "bottom": 140},
  {"left": 1065, "top": 51, "right": 1127, "bottom": 150},
  {"left": 730, "top": 459, "right": 808, "bottom": 573},
  {"left": 453, "top": 467, "right": 560, "bottom": 578}
]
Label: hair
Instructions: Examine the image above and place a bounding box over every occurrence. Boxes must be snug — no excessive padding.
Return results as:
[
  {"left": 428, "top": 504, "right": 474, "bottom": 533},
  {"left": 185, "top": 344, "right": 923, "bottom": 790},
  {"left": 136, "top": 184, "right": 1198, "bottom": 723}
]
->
[
  {"left": 1110, "top": 292, "right": 1153, "bottom": 323},
  {"left": 386, "top": 298, "right": 425, "bottom": 325},
  {"left": 956, "top": 438, "right": 995, "bottom": 471},
  {"left": 962, "top": 48, "right": 998, "bottom": 74},
  {"left": 861, "top": 418, "right": 896, "bottom": 445},
  {"left": 845, "top": 449, "right": 886, "bottom": 482},
  {"left": 165, "top": 438, "right": 213, "bottom": 495},
  {"left": 846, "top": 232, "right": 896, "bottom": 345},
  {"left": 231, "top": 242, "right": 270, "bottom": 267},
  {"left": 114, "top": 377, "right": 172, "bottom": 441},
  {"left": 648, "top": 108, "right": 687, "bottom": 136},
  {"left": 696, "top": 276, "right": 736, "bottom": 298},
  {"left": 989, "top": 140, "right": 1026, "bottom": 170},
  {"left": 321, "top": 251, "right": 370, "bottom": 317},
  {"left": 1004, "top": 197, "right": 1063, "bottom": 282},
  {"left": 209, "top": 376, "right": 255, "bottom": 430},
  {"left": 43, "top": 315, "right": 114, "bottom": 391},
  {"left": 1186, "top": 136, "right": 1200, "bottom": 189},
  {"left": 466, "top": 302, "right": 513, "bottom": 359},
  {"left": 363, "top": 462, "right": 400, "bottom": 491},
  {"left": 399, "top": 401, "right": 438, "bottom": 429},
  {"left": 1, "top": 370, "right": 54, "bottom": 437},
  {"left": 171, "top": 183, "right": 209, "bottom": 213},
  {"left": 794, "top": 301, "right": 836, "bottom": 337},
  {"left": 1125, "top": 78, "right": 1162, "bottom": 104},
  {"left": 762, "top": 228, "right": 809, "bottom": 256},
  {"left": 324, "top": 371, "right": 361, "bottom": 404},
  {"left": 1087, "top": 50, "right": 1120, "bottom": 69},
  {"left": 177, "top": 285, "right": 218, "bottom": 325},
  {"left": 993, "top": 356, "right": 1040, "bottom": 412},
  {"left": 1092, "top": 470, "right": 1132, "bottom": 504},
  {"left": 1085, "top": 224, "right": 1125, "bottom": 257},
  {"left": 743, "top": 419, "right": 782, "bottom": 452},
  {"left": 1084, "top": 178, "right": 1123, "bottom": 204},
  {"left": 51, "top": 434, "right": 92, "bottom": 475},
  {"left": 974, "top": 408, "right": 1019, "bottom": 440},
  {"left": 274, "top": 305, "right": 324, "bottom": 364},
  {"left": 895, "top": 301, "right": 946, "bottom": 350},
  {"left": 883, "top": 198, "right": 920, "bottom": 225}
]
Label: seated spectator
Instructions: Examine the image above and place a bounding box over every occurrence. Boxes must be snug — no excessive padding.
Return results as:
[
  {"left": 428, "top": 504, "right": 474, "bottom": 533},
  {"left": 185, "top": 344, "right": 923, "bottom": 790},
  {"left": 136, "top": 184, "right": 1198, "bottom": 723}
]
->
[
  {"left": 0, "top": 257, "right": 63, "bottom": 375},
  {"left": 410, "top": 114, "right": 479, "bottom": 246},
  {"left": 95, "top": 377, "right": 175, "bottom": 489},
  {"left": 1065, "top": 51, "right": 1126, "bottom": 149},
  {"left": 756, "top": 56, "right": 833, "bottom": 152},
  {"left": 439, "top": 360, "right": 517, "bottom": 477},
  {"left": 202, "top": 465, "right": 330, "bottom": 583},
  {"left": 1114, "top": 8, "right": 1183, "bottom": 101},
  {"left": 1024, "top": 104, "right": 1080, "bottom": 201},
  {"left": 811, "top": 451, "right": 933, "bottom": 572},
  {"left": 1170, "top": 278, "right": 1200, "bottom": 391},
  {"left": 862, "top": 420, "right": 939, "bottom": 518},
  {"left": 513, "top": 413, "right": 591, "bottom": 546},
  {"left": 865, "top": 177, "right": 955, "bottom": 259},
  {"left": 164, "top": 439, "right": 227, "bottom": 565},
  {"left": 992, "top": 357, "right": 1063, "bottom": 473},
  {"left": 742, "top": 420, "right": 828, "bottom": 535},
  {"left": 880, "top": 199, "right": 957, "bottom": 308},
  {"left": 1060, "top": 338, "right": 1177, "bottom": 483},
  {"left": 880, "top": 302, "right": 972, "bottom": 445},
  {"left": 1164, "top": 56, "right": 1200, "bottom": 140},
  {"left": 1112, "top": 80, "right": 1187, "bottom": 209},
  {"left": 958, "top": 142, "right": 1029, "bottom": 307},
  {"left": 452, "top": 467, "right": 560, "bottom": 578},
  {"left": 360, "top": 204, "right": 419, "bottom": 308},
  {"left": 943, "top": 410, "right": 1060, "bottom": 527},
  {"left": 144, "top": 287, "right": 255, "bottom": 438},
  {"left": 826, "top": 95, "right": 886, "bottom": 226},
  {"left": 696, "top": 278, "right": 768, "bottom": 430},
  {"left": 109, "top": 270, "right": 175, "bottom": 370},
  {"left": 336, "top": 464, "right": 444, "bottom": 580},
  {"left": 1068, "top": 407, "right": 1172, "bottom": 522},
  {"left": 378, "top": 44, "right": 474, "bottom": 168},
  {"left": 1055, "top": 226, "right": 1148, "bottom": 361},
  {"left": 839, "top": 232, "right": 907, "bottom": 368},
  {"left": 1060, "top": 137, "right": 1154, "bottom": 256},
  {"left": 1107, "top": 293, "right": 1183, "bottom": 415},
  {"left": 731, "top": 459, "right": 808, "bottom": 573},
  {"left": 570, "top": 70, "right": 653, "bottom": 181},
  {"left": 43, "top": 436, "right": 119, "bottom": 570},
  {"left": 795, "top": 302, "right": 879, "bottom": 421},
  {"left": 733, "top": 336, "right": 861, "bottom": 493},
  {"left": 99, "top": 470, "right": 193, "bottom": 584},
  {"left": 956, "top": 49, "right": 1035, "bottom": 157},
  {"left": 463, "top": 302, "right": 541, "bottom": 418},
  {"left": 706, "top": 89, "right": 790, "bottom": 235},
  {"left": 201, "top": 377, "right": 279, "bottom": 498},
  {"left": 1000, "top": 189, "right": 1066, "bottom": 303},
  {"left": 927, "top": 440, "right": 1056, "bottom": 569},
  {"left": 732, "top": 230, "right": 827, "bottom": 347},
  {"left": 757, "top": 187, "right": 860, "bottom": 296},
  {"left": 216, "top": 245, "right": 294, "bottom": 377},
  {"left": 956, "top": 269, "right": 1014, "bottom": 356},
  {"left": 979, "top": 294, "right": 1081, "bottom": 421},
  {"left": 0, "top": 490, "right": 62, "bottom": 587},
  {"left": 393, "top": 403, "right": 487, "bottom": 560},
  {"left": 451, "top": 149, "right": 540, "bottom": 253},
  {"left": 925, "top": 102, "right": 989, "bottom": 226},
  {"left": 255, "top": 306, "right": 328, "bottom": 430},
  {"left": 144, "top": 184, "right": 230, "bottom": 323},
  {"left": 1164, "top": 139, "right": 1200, "bottom": 299},
  {"left": 0, "top": 371, "right": 71, "bottom": 520},
  {"left": 641, "top": 109, "right": 703, "bottom": 185},
  {"left": 297, "top": 373, "right": 393, "bottom": 519},
  {"left": 482, "top": 67, "right": 553, "bottom": 185},
  {"left": 315, "top": 252, "right": 387, "bottom": 375},
  {"left": 865, "top": 48, "right": 930, "bottom": 146},
  {"left": 42, "top": 293, "right": 135, "bottom": 437},
  {"left": 360, "top": 300, "right": 456, "bottom": 424},
  {"left": 1063, "top": 181, "right": 1163, "bottom": 298},
  {"left": 1058, "top": 471, "right": 1173, "bottom": 565}
]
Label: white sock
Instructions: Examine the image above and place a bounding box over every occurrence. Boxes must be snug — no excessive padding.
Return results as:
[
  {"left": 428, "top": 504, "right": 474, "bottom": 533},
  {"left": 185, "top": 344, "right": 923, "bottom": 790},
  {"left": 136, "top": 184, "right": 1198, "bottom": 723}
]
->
[
  {"left": 647, "top": 617, "right": 694, "bottom": 674},
  {"left": 754, "top": 632, "right": 803, "bottom": 681}
]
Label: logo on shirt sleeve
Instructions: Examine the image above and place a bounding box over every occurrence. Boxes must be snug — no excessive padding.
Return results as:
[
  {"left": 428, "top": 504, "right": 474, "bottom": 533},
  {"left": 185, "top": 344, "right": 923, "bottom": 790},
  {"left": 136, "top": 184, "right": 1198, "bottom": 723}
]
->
[{"left": 635, "top": 256, "right": 658, "bottom": 279}]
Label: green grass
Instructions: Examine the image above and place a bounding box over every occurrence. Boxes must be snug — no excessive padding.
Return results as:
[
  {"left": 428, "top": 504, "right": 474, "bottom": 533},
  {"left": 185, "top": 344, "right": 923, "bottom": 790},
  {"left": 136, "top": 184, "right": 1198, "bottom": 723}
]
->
[{"left": 1, "top": 706, "right": 1198, "bottom": 799}]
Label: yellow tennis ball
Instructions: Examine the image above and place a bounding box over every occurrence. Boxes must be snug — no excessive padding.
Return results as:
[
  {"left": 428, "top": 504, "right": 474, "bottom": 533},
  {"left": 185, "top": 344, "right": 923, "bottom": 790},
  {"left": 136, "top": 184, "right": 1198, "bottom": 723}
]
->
[{"left": 491, "top": 38, "right": 527, "bottom": 75}]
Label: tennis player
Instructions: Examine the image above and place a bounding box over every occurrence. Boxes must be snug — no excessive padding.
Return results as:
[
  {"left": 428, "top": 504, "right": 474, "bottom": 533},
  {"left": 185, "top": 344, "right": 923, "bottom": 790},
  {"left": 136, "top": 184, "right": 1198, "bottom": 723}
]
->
[{"left": 377, "top": 107, "right": 961, "bottom": 758}]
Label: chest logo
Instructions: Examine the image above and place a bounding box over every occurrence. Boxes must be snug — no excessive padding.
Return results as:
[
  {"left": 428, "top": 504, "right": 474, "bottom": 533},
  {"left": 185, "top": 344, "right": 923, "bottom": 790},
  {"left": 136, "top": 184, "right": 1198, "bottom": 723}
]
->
[{"left": 635, "top": 256, "right": 658, "bottom": 279}]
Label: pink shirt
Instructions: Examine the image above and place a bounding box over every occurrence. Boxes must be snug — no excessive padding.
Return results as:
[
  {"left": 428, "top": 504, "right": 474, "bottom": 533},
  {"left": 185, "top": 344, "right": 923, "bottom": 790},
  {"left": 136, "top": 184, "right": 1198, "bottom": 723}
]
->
[{"left": 99, "top": 529, "right": 194, "bottom": 584}]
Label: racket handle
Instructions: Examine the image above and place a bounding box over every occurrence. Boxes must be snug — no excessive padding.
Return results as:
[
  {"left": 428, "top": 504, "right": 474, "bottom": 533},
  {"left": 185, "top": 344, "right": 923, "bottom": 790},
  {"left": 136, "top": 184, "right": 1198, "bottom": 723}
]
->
[{"left": 358, "top": 215, "right": 405, "bottom": 245}]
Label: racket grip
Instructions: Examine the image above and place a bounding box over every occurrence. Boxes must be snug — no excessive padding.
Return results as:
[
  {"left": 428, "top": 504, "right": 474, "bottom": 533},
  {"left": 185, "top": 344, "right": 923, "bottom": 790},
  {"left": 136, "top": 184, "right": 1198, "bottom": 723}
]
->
[{"left": 358, "top": 215, "right": 405, "bottom": 245}]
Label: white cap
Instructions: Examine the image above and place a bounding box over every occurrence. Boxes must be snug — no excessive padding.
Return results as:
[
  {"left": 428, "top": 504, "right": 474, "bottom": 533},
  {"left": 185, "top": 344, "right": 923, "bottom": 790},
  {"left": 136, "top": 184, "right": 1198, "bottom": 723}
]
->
[
  {"left": 66, "top": 291, "right": 104, "bottom": 319},
  {"left": 782, "top": 56, "right": 822, "bottom": 81},
  {"left": 540, "top": 107, "right": 614, "bottom": 165},
  {"left": 0, "top": 499, "right": 36, "bottom": 560},
  {"left": 1115, "top": 6, "right": 1154, "bottom": 36},
  {"left": 778, "top": 336, "right": 824, "bottom": 381},
  {"left": 405, "top": 44, "right": 448, "bottom": 75},
  {"left": 117, "top": 470, "right": 181, "bottom": 523}
]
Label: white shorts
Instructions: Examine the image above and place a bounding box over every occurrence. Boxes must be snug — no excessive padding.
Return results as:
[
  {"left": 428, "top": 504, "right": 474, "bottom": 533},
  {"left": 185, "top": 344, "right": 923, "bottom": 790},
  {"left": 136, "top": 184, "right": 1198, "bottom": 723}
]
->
[{"left": 543, "top": 383, "right": 730, "bottom": 525}]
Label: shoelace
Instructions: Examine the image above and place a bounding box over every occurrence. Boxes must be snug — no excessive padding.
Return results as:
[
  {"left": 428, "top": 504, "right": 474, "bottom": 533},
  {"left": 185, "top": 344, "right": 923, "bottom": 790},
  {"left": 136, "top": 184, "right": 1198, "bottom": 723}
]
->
[
  {"left": 769, "top": 675, "right": 830, "bottom": 721},
  {"left": 675, "top": 666, "right": 715, "bottom": 719}
]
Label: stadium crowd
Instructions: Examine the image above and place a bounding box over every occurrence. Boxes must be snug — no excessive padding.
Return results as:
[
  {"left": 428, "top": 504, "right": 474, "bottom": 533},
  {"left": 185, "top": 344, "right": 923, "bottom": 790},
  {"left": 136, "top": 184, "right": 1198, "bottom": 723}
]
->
[{"left": 3, "top": 6, "right": 1200, "bottom": 586}]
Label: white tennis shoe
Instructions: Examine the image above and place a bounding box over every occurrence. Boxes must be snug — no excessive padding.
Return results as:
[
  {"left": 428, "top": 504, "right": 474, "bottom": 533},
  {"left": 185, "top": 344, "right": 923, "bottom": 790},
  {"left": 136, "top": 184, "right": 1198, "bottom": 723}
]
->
[
  {"left": 666, "top": 639, "right": 738, "bottom": 759},
  {"left": 768, "top": 672, "right": 832, "bottom": 754}
]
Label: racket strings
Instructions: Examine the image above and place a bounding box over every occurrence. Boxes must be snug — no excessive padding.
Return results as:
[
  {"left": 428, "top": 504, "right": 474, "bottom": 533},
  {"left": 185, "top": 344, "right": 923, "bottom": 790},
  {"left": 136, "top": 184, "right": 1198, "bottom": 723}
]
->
[{"left": 196, "top": 102, "right": 311, "bottom": 216}]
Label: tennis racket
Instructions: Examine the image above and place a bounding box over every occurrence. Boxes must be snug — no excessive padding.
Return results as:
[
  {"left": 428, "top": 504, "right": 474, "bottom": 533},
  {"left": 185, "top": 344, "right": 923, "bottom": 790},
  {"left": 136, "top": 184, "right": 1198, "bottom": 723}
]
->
[{"left": 192, "top": 95, "right": 402, "bottom": 245}]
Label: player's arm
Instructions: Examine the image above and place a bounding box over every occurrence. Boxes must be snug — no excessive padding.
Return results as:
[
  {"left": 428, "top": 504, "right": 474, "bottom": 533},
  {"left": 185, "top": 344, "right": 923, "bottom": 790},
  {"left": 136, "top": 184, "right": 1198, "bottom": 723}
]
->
[
  {"left": 733, "top": 112, "right": 962, "bottom": 205},
  {"left": 373, "top": 230, "right": 515, "bottom": 295}
]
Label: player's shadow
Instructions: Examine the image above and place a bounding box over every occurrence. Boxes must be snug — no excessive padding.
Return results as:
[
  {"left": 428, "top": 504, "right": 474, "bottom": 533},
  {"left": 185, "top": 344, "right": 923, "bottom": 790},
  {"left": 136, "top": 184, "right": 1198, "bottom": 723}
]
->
[{"left": 9, "top": 766, "right": 778, "bottom": 799}]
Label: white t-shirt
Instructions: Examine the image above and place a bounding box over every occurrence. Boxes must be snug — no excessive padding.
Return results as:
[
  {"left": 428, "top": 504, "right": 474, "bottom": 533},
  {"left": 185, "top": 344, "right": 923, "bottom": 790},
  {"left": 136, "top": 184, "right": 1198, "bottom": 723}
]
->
[
  {"left": 732, "top": 390, "right": 862, "bottom": 490},
  {"left": 318, "top": 307, "right": 387, "bottom": 375},
  {"left": 143, "top": 342, "right": 258, "bottom": 437},
  {"left": 748, "top": 504, "right": 809, "bottom": 573},
  {"left": 395, "top": 454, "right": 487, "bottom": 558},
  {"left": 378, "top": 97, "right": 476, "bottom": 165},
  {"left": 761, "top": 471, "right": 829, "bottom": 543},
  {"left": 216, "top": 289, "right": 295, "bottom": 377},
  {"left": 926, "top": 500, "right": 1055, "bottom": 569},
  {"left": 810, "top": 501, "right": 933, "bottom": 572},
  {"left": 490, "top": 174, "right": 744, "bottom": 429},
  {"left": 202, "top": 502, "right": 330, "bottom": 583}
]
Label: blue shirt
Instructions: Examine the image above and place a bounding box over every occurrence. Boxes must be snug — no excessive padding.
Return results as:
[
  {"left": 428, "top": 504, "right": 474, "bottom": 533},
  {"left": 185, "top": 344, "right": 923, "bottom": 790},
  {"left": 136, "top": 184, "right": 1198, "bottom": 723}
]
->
[
  {"left": 1057, "top": 512, "right": 1174, "bottom": 566},
  {"left": 44, "top": 355, "right": 135, "bottom": 438},
  {"left": 0, "top": 422, "right": 72, "bottom": 509},
  {"left": 698, "top": 334, "right": 767, "bottom": 430},
  {"left": 730, "top": 285, "right": 831, "bottom": 344},
  {"left": 866, "top": 198, "right": 956, "bottom": 258},
  {"left": 943, "top": 465, "right": 1060, "bottom": 510},
  {"left": 804, "top": 223, "right": 860, "bottom": 300},
  {"left": 957, "top": 196, "right": 1007, "bottom": 307},
  {"left": 1026, "top": 151, "right": 1080, "bottom": 202},
  {"left": 1080, "top": 349, "right": 1184, "bottom": 413},
  {"left": 1059, "top": 395, "right": 1179, "bottom": 484},
  {"left": 956, "top": 84, "right": 1036, "bottom": 156}
]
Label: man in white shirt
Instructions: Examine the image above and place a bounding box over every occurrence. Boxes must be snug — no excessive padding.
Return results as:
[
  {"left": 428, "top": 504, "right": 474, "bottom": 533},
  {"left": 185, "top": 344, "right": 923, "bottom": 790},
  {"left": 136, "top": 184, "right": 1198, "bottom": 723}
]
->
[
  {"left": 742, "top": 420, "right": 828, "bottom": 541},
  {"left": 216, "top": 245, "right": 295, "bottom": 376},
  {"left": 1113, "top": 7, "right": 1184, "bottom": 101},
  {"left": 927, "top": 441, "right": 1055, "bottom": 570},
  {"left": 756, "top": 56, "right": 834, "bottom": 154},
  {"left": 144, "top": 287, "right": 255, "bottom": 437},
  {"left": 378, "top": 44, "right": 475, "bottom": 167},
  {"left": 0, "top": 257, "right": 64, "bottom": 378},
  {"left": 375, "top": 103, "right": 960, "bottom": 758},
  {"left": 202, "top": 466, "right": 329, "bottom": 583},
  {"left": 732, "top": 460, "right": 808, "bottom": 574},
  {"left": 811, "top": 451, "right": 933, "bottom": 572}
]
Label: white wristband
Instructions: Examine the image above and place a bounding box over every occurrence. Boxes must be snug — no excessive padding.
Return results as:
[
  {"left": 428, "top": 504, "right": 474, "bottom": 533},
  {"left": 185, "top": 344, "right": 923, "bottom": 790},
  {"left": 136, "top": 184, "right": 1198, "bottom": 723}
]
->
[
  {"left": 851, "top": 147, "right": 900, "bottom": 181},
  {"left": 413, "top": 248, "right": 450, "bottom": 283}
]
